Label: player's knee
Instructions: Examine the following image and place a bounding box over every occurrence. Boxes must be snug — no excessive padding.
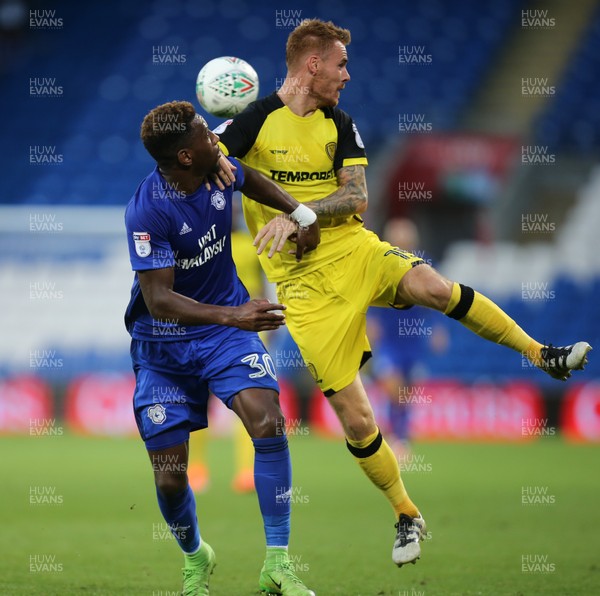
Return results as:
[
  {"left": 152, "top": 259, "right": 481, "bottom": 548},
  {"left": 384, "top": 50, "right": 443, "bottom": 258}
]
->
[
  {"left": 154, "top": 471, "right": 188, "bottom": 498},
  {"left": 234, "top": 389, "right": 284, "bottom": 438},
  {"left": 428, "top": 277, "right": 453, "bottom": 311},
  {"left": 396, "top": 265, "right": 452, "bottom": 311},
  {"left": 245, "top": 404, "right": 285, "bottom": 439},
  {"left": 340, "top": 410, "right": 377, "bottom": 441}
]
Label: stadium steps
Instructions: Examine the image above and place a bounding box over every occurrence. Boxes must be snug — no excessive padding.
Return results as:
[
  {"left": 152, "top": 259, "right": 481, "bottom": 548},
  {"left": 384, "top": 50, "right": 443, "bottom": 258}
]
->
[
  {"left": 501, "top": 155, "right": 596, "bottom": 245},
  {"left": 462, "top": 0, "right": 598, "bottom": 135},
  {"left": 433, "top": 161, "right": 600, "bottom": 384}
]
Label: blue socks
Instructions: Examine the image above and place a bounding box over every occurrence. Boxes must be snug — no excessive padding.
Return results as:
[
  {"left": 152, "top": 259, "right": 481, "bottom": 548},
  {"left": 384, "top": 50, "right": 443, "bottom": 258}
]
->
[
  {"left": 154, "top": 434, "right": 291, "bottom": 554},
  {"left": 252, "top": 435, "right": 292, "bottom": 547},
  {"left": 155, "top": 484, "right": 201, "bottom": 554}
]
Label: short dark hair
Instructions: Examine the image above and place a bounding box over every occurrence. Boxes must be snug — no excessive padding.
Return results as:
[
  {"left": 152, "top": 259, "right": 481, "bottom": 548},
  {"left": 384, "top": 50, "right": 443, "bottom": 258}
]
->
[
  {"left": 286, "top": 19, "right": 351, "bottom": 68},
  {"left": 140, "top": 100, "right": 198, "bottom": 164}
]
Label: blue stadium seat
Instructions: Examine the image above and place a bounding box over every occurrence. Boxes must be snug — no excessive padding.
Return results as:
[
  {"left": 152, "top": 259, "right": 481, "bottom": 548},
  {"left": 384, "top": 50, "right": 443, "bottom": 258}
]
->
[
  {"left": 534, "top": 3, "right": 600, "bottom": 151},
  {"left": 2, "top": 0, "right": 523, "bottom": 206}
]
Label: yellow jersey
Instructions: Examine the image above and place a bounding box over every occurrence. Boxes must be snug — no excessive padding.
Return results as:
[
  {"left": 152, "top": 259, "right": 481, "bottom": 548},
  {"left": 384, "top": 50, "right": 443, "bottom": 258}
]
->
[
  {"left": 217, "top": 92, "right": 368, "bottom": 283},
  {"left": 231, "top": 228, "right": 263, "bottom": 299}
]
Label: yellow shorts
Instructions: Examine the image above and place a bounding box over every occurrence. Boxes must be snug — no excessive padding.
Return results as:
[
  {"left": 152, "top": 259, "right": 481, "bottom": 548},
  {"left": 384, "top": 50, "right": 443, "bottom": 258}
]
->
[{"left": 275, "top": 228, "right": 424, "bottom": 395}]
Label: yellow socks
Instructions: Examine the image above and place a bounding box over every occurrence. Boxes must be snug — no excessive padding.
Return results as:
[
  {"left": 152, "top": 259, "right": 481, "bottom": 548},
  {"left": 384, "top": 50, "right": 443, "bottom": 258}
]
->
[
  {"left": 445, "top": 282, "right": 543, "bottom": 362},
  {"left": 346, "top": 428, "right": 419, "bottom": 519}
]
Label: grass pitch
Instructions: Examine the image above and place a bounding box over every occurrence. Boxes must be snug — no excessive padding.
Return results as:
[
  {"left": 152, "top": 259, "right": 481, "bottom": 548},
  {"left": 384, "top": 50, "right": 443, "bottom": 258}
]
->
[{"left": 1, "top": 431, "right": 599, "bottom": 595}]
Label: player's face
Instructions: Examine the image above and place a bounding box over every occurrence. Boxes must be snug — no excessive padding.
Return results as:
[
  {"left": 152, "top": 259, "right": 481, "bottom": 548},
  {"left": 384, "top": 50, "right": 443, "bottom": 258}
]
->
[
  {"left": 313, "top": 41, "right": 350, "bottom": 107},
  {"left": 188, "top": 116, "right": 222, "bottom": 175}
]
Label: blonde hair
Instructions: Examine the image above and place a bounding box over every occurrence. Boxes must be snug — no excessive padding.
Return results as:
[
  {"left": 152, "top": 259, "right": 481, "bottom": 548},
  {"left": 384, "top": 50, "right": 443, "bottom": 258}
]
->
[{"left": 286, "top": 19, "right": 351, "bottom": 68}]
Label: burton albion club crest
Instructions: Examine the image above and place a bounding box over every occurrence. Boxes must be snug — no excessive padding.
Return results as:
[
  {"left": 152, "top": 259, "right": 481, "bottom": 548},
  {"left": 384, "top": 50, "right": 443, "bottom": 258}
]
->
[
  {"left": 210, "top": 190, "right": 226, "bottom": 210},
  {"left": 325, "top": 142, "right": 336, "bottom": 161}
]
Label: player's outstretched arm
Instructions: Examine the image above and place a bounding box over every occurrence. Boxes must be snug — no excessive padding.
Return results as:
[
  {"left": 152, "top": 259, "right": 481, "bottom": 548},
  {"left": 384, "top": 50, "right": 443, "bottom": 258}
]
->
[
  {"left": 137, "top": 267, "right": 286, "bottom": 332},
  {"left": 240, "top": 162, "right": 320, "bottom": 261},
  {"left": 303, "top": 164, "right": 368, "bottom": 223}
]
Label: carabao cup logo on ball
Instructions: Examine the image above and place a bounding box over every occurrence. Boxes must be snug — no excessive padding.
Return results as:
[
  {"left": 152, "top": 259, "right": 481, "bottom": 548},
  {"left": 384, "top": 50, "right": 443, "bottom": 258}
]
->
[{"left": 196, "top": 56, "right": 259, "bottom": 118}]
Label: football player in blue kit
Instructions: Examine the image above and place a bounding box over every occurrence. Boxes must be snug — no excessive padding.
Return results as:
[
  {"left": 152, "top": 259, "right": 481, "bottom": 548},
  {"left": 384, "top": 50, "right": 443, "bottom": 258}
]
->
[{"left": 125, "top": 100, "right": 319, "bottom": 596}]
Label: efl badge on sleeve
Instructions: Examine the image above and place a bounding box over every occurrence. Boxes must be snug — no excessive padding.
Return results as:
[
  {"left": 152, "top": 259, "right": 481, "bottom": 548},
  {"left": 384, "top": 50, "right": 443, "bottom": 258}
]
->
[
  {"left": 133, "top": 232, "right": 151, "bottom": 258},
  {"left": 352, "top": 123, "right": 365, "bottom": 149}
]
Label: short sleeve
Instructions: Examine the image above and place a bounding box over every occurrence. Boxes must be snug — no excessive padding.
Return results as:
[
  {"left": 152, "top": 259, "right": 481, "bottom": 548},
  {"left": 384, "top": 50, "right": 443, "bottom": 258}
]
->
[
  {"left": 216, "top": 93, "right": 281, "bottom": 159},
  {"left": 331, "top": 108, "right": 369, "bottom": 172},
  {"left": 229, "top": 156, "right": 245, "bottom": 191},
  {"left": 125, "top": 200, "right": 174, "bottom": 272}
]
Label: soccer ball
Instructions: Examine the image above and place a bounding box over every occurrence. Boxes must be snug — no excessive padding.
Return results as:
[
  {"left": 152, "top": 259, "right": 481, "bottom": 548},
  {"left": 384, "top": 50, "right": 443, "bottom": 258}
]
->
[{"left": 195, "top": 56, "right": 259, "bottom": 118}]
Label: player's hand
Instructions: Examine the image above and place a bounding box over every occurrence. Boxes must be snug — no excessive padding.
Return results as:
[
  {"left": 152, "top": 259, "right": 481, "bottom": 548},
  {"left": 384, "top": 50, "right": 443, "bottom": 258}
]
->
[
  {"left": 203, "top": 154, "right": 236, "bottom": 190},
  {"left": 232, "top": 299, "right": 286, "bottom": 331},
  {"left": 254, "top": 215, "right": 297, "bottom": 258},
  {"left": 290, "top": 220, "right": 320, "bottom": 262}
]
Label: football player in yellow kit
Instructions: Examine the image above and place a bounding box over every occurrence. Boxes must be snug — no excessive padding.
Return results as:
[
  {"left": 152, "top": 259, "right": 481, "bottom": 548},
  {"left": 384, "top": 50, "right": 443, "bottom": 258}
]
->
[{"left": 214, "top": 19, "right": 592, "bottom": 567}]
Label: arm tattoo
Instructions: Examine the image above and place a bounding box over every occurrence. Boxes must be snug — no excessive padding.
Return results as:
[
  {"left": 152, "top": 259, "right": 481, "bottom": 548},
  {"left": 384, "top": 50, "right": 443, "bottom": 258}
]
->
[{"left": 305, "top": 165, "right": 367, "bottom": 222}]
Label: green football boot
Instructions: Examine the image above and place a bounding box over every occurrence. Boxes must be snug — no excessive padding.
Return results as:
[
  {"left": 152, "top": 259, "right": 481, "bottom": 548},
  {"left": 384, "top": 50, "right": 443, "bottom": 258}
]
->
[
  {"left": 259, "top": 548, "right": 315, "bottom": 595},
  {"left": 182, "top": 540, "right": 216, "bottom": 596}
]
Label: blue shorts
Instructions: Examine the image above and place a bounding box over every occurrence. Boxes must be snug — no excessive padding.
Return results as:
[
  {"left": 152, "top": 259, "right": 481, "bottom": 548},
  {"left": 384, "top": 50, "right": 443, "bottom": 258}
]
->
[{"left": 130, "top": 331, "right": 279, "bottom": 450}]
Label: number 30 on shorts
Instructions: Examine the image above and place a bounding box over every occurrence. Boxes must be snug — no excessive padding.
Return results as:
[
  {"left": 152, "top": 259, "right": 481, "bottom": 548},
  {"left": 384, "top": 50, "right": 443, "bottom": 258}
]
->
[{"left": 241, "top": 353, "right": 277, "bottom": 380}]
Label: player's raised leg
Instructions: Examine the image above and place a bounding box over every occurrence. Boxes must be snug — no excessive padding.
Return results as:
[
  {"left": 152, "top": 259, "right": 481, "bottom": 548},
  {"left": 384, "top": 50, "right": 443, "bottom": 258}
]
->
[
  {"left": 148, "top": 441, "right": 215, "bottom": 596},
  {"left": 395, "top": 264, "right": 592, "bottom": 379},
  {"left": 328, "top": 376, "right": 426, "bottom": 567},
  {"left": 233, "top": 387, "right": 314, "bottom": 596}
]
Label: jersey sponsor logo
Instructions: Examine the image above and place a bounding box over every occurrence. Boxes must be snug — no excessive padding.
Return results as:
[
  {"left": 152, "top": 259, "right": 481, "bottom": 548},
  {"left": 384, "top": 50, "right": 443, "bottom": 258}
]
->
[
  {"left": 133, "top": 232, "right": 151, "bottom": 258},
  {"left": 325, "top": 142, "right": 336, "bottom": 161},
  {"left": 177, "top": 238, "right": 226, "bottom": 270},
  {"left": 269, "top": 169, "right": 334, "bottom": 183},
  {"left": 175, "top": 225, "right": 226, "bottom": 269},
  {"left": 147, "top": 403, "right": 166, "bottom": 425},
  {"left": 352, "top": 123, "right": 365, "bottom": 149},
  {"left": 210, "top": 190, "right": 226, "bottom": 210},
  {"left": 179, "top": 222, "right": 192, "bottom": 235},
  {"left": 269, "top": 146, "right": 309, "bottom": 163}
]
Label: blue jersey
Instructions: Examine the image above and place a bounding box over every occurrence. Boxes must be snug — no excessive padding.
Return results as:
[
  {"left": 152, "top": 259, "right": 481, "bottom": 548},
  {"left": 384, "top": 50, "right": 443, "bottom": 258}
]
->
[{"left": 124, "top": 157, "right": 249, "bottom": 344}]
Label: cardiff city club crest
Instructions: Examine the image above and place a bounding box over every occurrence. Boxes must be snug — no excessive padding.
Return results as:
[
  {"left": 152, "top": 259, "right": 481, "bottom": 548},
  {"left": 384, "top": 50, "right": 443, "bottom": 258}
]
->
[
  {"left": 147, "top": 404, "right": 166, "bottom": 425},
  {"left": 210, "top": 190, "right": 226, "bottom": 210}
]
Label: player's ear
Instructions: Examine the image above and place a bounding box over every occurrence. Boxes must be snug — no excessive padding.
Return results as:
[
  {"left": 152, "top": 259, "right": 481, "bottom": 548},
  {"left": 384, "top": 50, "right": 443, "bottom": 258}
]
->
[
  {"left": 177, "top": 148, "right": 192, "bottom": 167},
  {"left": 306, "top": 54, "right": 319, "bottom": 76}
]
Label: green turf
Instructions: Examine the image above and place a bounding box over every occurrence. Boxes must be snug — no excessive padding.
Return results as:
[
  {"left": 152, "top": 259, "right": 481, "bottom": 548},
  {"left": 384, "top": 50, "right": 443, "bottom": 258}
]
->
[{"left": 1, "top": 431, "right": 599, "bottom": 595}]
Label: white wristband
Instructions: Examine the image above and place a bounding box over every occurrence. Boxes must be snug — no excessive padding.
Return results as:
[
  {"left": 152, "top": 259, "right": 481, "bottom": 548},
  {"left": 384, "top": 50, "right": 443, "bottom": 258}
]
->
[{"left": 289, "top": 204, "right": 317, "bottom": 227}]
